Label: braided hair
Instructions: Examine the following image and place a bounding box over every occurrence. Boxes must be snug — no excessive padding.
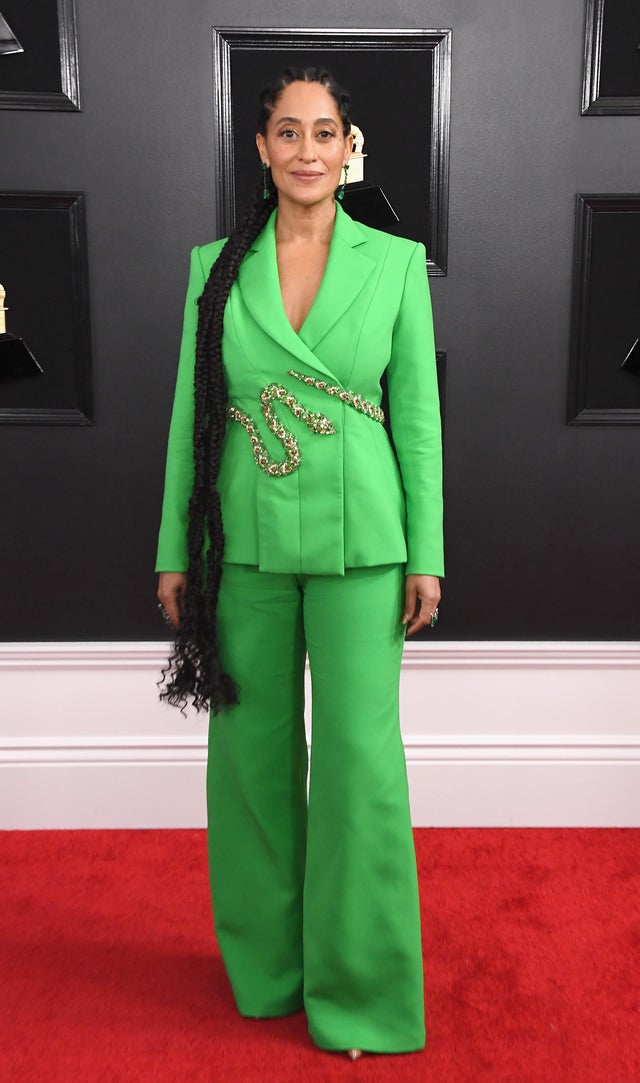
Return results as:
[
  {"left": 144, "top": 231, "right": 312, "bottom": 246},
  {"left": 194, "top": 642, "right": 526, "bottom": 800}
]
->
[{"left": 160, "top": 66, "right": 352, "bottom": 714}]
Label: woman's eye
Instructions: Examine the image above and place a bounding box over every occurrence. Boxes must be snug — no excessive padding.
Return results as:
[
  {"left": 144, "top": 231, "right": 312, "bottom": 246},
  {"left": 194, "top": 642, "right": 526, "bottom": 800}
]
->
[
  {"left": 279, "top": 128, "right": 297, "bottom": 139},
  {"left": 317, "top": 130, "right": 335, "bottom": 139}
]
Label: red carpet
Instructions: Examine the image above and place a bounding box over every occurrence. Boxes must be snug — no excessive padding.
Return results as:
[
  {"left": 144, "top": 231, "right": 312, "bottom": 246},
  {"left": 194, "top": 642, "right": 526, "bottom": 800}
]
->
[{"left": 0, "top": 829, "right": 638, "bottom": 1082}]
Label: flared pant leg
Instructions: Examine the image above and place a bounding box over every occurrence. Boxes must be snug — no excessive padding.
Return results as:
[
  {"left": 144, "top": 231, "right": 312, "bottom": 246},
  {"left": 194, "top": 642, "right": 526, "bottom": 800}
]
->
[
  {"left": 207, "top": 564, "right": 308, "bottom": 1016},
  {"left": 207, "top": 562, "right": 425, "bottom": 1051},
  {"left": 302, "top": 564, "right": 425, "bottom": 1053}
]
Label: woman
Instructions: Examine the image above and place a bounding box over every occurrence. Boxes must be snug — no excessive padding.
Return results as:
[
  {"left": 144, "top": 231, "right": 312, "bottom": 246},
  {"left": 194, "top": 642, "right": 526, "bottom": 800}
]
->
[{"left": 156, "top": 67, "right": 443, "bottom": 1058}]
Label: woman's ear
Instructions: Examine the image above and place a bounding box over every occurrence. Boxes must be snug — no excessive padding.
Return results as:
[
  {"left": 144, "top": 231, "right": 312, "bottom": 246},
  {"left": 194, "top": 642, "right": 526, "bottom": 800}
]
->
[
  {"left": 255, "top": 132, "right": 268, "bottom": 166},
  {"left": 343, "top": 130, "right": 354, "bottom": 165}
]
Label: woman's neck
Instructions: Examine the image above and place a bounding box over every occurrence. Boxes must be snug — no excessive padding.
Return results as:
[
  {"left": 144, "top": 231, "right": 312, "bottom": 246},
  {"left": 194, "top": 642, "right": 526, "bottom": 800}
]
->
[{"left": 274, "top": 196, "right": 337, "bottom": 246}]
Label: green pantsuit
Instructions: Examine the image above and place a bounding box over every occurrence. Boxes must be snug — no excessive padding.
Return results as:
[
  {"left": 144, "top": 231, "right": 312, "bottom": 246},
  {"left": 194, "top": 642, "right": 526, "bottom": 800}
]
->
[
  {"left": 156, "top": 204, "right": 444, "bottom": 1053},
  {"left": 208, "top": 562, "right": 425, "bottom": 1052}
]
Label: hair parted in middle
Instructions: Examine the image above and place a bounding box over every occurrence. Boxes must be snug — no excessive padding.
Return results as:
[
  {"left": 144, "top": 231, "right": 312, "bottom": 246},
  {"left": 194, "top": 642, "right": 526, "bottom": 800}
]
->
[{"left": 159, "top": 66, "right": 352, "bottom": 715}]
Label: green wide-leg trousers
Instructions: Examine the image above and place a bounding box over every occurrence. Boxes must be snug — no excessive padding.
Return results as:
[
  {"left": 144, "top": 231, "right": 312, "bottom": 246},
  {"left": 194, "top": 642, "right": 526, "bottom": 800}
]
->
[{"left": 207, "top": 562, "right": 426, "bottom": 1054}]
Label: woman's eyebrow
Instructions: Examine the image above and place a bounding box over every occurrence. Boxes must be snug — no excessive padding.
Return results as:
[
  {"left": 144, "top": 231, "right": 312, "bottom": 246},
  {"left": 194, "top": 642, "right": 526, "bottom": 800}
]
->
[{"left": 274, "top": 115, "right": 338, "bottom": 125}]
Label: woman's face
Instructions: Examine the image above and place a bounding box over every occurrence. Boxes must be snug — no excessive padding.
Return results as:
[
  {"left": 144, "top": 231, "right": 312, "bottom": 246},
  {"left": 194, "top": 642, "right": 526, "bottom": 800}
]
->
[{"left": 256, "top": 80, "right": 353, "bottom": 209}]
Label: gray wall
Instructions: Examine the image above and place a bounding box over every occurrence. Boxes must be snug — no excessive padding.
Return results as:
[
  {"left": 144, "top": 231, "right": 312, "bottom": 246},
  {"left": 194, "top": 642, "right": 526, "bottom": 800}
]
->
[{"left": 1, "top": 0, "right": 639, "bottom": 641}]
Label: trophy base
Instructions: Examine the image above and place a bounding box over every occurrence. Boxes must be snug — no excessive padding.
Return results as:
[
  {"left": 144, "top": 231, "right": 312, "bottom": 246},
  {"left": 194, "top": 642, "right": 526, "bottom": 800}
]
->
[
  {"left": 621, "top": 338, "right": 640, "bottom": 376},
  {"left": 341, "top": 181, "right": 400, "bottom": 232},
  {"left": 0, "top": 335, "right": 44, "bottom": 382}
]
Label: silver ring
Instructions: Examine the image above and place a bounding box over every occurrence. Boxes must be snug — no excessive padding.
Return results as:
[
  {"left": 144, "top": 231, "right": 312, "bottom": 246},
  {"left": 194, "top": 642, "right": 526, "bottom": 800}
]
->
[
  {"left": 157, "top": 602, "right": 174, "bottom": 629},
  {"left": 430, "top": 607, "right": 439, "bottom": 628}
]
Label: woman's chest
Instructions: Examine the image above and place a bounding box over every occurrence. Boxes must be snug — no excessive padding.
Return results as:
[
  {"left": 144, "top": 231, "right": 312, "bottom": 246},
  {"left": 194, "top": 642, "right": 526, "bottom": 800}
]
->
[{"left": 276, "top": 242, "right": 329, "bottom": 334}]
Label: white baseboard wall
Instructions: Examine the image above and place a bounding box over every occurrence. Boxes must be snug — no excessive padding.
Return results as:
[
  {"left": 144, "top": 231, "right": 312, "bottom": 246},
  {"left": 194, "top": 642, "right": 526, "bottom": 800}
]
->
[{"left": 1, "top": 641, "right": 639, "bottom": 828}]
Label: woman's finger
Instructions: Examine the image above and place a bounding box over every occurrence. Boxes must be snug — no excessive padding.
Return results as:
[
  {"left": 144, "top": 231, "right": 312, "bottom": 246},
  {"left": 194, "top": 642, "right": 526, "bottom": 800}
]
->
[
  {"left": 405, "top": 596, "right": 440, "bottom": 636},
  {"left": 402, "top": 579, "right": 418, "bottom": 625},
  {"left": 157, "top": 575, "right": 185, "bottom": 630}
]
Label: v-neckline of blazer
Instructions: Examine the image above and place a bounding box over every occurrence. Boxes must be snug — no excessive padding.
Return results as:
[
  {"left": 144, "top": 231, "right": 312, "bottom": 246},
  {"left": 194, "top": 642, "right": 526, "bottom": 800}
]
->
[
  {"left": 274, "top": 207, "right": 337, "bottom": 341},
  {"left": 237, "top": 203, "right": 378, "bottom": 378}
]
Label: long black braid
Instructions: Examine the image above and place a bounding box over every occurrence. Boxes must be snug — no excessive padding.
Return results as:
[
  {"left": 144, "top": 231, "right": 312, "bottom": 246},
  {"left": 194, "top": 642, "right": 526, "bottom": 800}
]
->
[{"left": 160, "top": 66, "right": 352, "bottom": 714}]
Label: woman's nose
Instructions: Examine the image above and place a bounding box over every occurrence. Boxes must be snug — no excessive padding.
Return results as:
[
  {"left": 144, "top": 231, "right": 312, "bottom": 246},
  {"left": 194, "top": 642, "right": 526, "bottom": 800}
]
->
[{"left": 298, "top": 133, "right": 316, "bottom": 160}]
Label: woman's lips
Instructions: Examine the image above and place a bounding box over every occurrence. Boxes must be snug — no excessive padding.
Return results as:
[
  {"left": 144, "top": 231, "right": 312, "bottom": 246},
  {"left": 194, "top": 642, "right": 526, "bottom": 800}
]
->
[{"left": 290, "top": 171, "right": 324, "bottom": 181}]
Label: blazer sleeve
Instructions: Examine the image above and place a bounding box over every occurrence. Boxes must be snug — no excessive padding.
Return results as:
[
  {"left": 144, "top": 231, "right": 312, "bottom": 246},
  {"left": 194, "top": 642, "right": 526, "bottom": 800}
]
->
[
  {"left": 155, "top": 245, "right": 206, "bottom": 572},
  {"left": 385, "top": 241, "right": 444, "bottom": 578}
]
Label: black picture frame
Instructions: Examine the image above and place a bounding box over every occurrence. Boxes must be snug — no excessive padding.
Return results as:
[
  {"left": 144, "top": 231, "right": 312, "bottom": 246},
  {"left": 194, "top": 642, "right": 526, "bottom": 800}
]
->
[
  {"left": 0, "top": 191, "right": 93, "bottom": 425},
  {"left": 581, "top": 0, "right": 640, "bottom": 115},
  {"left": 0, "top": 0, "right": 80, "bottom": 111},
  {"left": 212, "top": 27, "right": 451, "bottom": 275},
  {"left": 568, "top": 194, "right": 640, "bottom": 425}
]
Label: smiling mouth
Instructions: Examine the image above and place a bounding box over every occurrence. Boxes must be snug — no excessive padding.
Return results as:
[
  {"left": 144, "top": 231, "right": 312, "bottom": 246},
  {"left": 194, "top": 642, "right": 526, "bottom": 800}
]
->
[{"left": 290, "top": 171, "right": 324, "bottom": 179}]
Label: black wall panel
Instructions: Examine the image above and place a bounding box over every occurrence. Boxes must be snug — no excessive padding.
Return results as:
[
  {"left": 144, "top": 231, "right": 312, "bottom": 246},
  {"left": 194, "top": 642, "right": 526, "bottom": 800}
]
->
[{"left": 0, "top": 0, "right": 639, "bottom": 641}]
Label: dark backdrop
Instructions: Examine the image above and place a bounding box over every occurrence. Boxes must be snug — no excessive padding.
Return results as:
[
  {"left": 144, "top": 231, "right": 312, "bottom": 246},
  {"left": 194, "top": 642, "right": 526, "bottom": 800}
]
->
[
  {"left": 231, "top": 46, "right": 432, "bottom": 249},
  {"left": 0, "top": 0, "right": 639, "bottom": 641},
  {"left": 598, "top": 0, "right": 640, "bottom": 98},
  {"left": 0, "top": 0, "right": 61, "bottom": 94}
]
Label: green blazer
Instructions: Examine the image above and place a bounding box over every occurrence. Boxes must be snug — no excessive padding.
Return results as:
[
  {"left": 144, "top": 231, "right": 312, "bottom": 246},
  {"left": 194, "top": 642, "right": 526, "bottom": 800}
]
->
[{"left": 156, "top": 203, "right": 444, "bottom": 577}]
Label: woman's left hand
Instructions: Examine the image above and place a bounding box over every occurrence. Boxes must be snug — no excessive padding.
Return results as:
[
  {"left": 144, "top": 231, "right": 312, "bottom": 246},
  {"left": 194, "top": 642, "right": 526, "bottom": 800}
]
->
[{"left": 402, "top": 574, "right": 441, "bottom": 635}]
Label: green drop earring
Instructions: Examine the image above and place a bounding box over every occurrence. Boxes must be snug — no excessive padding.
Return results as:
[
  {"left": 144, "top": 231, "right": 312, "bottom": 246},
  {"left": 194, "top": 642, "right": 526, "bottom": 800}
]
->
[
  {"left": 337, "top": 162, "right": 349, "bottom": 201},
  {"left": 262, "top": 162, "right": 269, "bottom": 200}
]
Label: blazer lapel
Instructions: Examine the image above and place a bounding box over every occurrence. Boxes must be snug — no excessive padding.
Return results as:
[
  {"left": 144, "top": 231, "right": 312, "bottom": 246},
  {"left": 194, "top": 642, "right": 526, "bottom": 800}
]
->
[
  {"left": 236, "top": 204, "right": 376, "bottom": 384},
  {"left": 237, "top": 210, "right": 331, "bottom": 378},
  {"left": 299, "top": 204, "right": 376, "bottom": 352}
]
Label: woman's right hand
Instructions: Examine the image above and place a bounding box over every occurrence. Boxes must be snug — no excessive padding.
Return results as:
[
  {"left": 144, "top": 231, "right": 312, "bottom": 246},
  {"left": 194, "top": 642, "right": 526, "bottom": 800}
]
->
[{"left": 157, "top": 572, "right": 187, "bottom": 629}]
